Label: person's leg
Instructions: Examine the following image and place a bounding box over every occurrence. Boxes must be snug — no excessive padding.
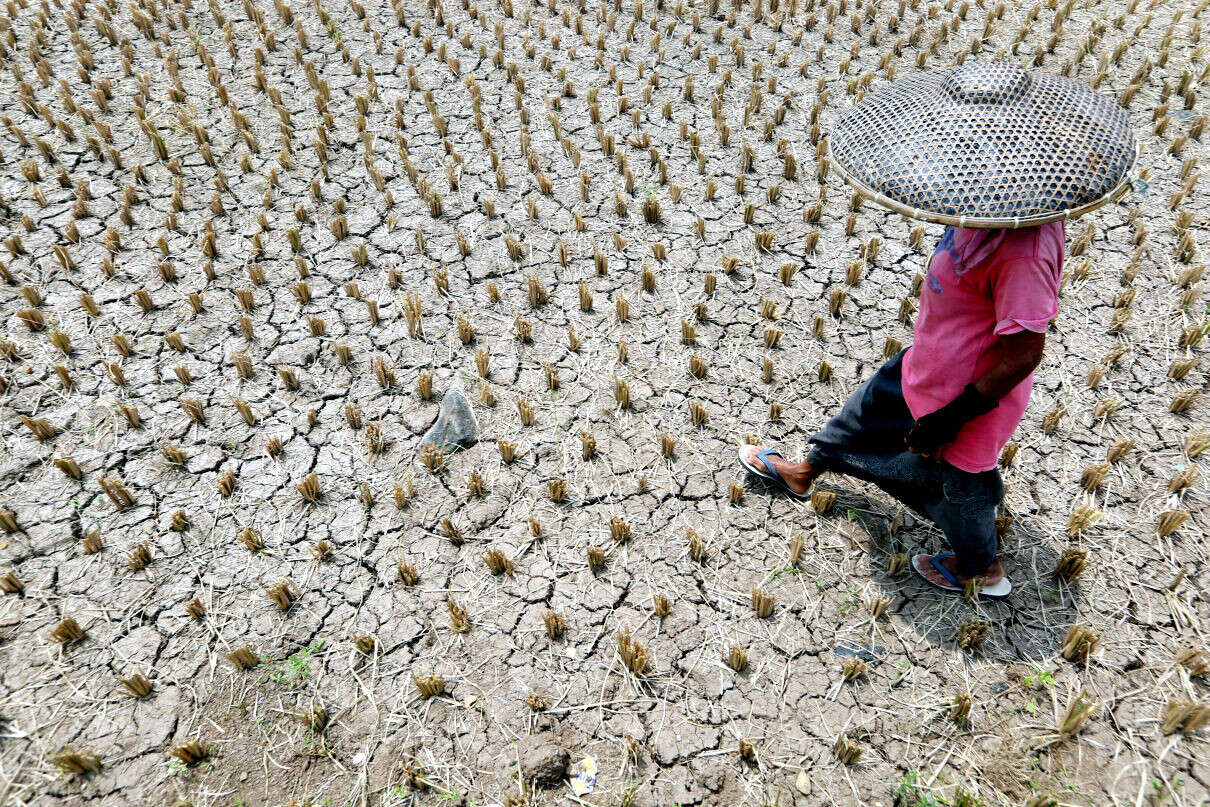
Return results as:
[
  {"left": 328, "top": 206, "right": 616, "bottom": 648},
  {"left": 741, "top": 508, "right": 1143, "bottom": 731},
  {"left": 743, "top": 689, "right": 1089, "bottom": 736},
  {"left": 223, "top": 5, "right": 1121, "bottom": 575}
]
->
[
  {"left": 808, "top": 350, "right": 914, "bottom": 464},
  {"left": 738, "top": 351, "right": 913, "bottom": 495},
  {"left": 914, "top": 467, "right": 1005, "bottom": 585}
]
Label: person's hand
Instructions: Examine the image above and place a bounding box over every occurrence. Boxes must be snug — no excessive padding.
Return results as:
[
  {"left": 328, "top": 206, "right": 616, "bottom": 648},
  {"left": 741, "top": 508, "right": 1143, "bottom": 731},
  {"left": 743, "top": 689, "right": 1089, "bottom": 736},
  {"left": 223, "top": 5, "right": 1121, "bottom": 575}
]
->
[
  {"left": 905, "top": 383, "right": 999, "bottom": 458},
  {"left": 906, "top": 413, "right": 965, "bottom": 457}
]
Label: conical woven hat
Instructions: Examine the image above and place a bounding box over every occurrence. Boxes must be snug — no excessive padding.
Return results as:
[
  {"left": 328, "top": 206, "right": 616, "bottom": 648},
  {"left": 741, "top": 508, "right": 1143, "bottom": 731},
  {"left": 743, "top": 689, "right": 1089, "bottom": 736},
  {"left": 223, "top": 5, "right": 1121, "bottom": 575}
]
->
[{"left": 827, "top": 61, "right": 1138, "bottom": 229}]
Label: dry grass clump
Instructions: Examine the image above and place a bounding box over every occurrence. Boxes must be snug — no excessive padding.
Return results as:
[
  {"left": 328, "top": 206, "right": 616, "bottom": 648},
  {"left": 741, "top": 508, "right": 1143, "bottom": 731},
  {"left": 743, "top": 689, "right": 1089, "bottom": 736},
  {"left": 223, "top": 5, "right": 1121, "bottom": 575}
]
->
[
  {"left": 1157, "top": 510, "right": 1189, "bottom": 537},
  {"left": 617, "top": 626, "right": 650, "bottom": 675},
  {"left": 484, "top": 548, "right": 514, "bottom": 576},
  {"left": 751, "top": 588, "right": 775, "bottom": 618},
  {"left": 297, "top": 473, "right": 321, "bottom": 502},
  {"left": 1162, "top": 700, "right": 1210, "bottom": 734},
  {"left": 127, "top": 542, "right": 152, "bottom": 571},
  {"left": 50, "top": 616, "right": 85, "bottom": 644},
  {"left": 52, "top": 747, "right": 102, "bottom": 775},
  {"left": 1176, "top": 647, "right": 1209, "bottom": 677},
  {"left": 441, "top": 518, "right": 464, "bottom": 546},
  {"left": 653, "top": 594, "right": 671, "bottom": 619},
  {"left": 447, "top": 599, "right": 470, "bottom": 632},
  {"left": 415, "top": 674, "right": 445, "bottom": 698},
  {"left": 226, "top": 644, "right": 259, "bottom": 670},
  {"left": 239, "top": 528, "right": 265, "bottom": 552},
  {"left": 1055, "top": 691, "right": 1097, "bottom": 738},
  {"left": 0, "top": 571, "right": 23, "bottom": 594},
  {"left": 833, "top": 734, "right": 862, "bottom": 764},
  {"left": 1060, "top": 625, "right": 1100, "bottom": 663},
  {"left": 1054, "top": 548, "right": 1087, "bottom": 582},
  {"left": 1066, "top": 505, "right": 1102, "bottom": 536},
  {"left": 267, "top": 580, "right": 297, "bottom": 611},
  {"left": 1107, "top": 439, "right": 1135, "bottom": 463},
  {"left": 956, "top": 618, "right": 989, "bottom": 651},
  {"left": 171, "top": 741, "right": 209, "bottom": 765},
  {"left": 950, "top": 692, "right": 973, "bottom": 726},
  {"left": 120, "top": 673, "right": 152, "bottom": 698}
]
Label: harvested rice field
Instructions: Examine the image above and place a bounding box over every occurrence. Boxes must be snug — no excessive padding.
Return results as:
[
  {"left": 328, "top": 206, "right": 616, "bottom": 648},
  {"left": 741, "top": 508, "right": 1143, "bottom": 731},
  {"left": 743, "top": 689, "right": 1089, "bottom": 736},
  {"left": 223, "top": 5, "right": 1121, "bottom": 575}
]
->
[{"left": 0, "top": 0, "right": 1207, "bottom": 802}]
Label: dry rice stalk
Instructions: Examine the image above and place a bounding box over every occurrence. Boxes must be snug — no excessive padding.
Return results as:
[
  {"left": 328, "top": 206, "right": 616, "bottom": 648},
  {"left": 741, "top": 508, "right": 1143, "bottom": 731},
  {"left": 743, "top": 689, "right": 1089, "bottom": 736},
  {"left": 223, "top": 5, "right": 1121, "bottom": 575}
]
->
[
  {"left": 617, "top": 626, "right": 650, "bottom": 674},
  {"left": 414, "top": 674, "right": 445, "bottom": 698},
  {"left": 1054, "top": 548, "right": 1087, "bottom": 582},
  {"left": 1057, "top": 690, "right": 1097, "bottom": 736},
  {"left": 1157, "top": 510, "right": 1189, "bottom": 537},
  {"left": 811, "top": 489, "right": 835, "bottom": 514},
  {"left": 484, "top": 548, "right": 514, "bottom": 576},
  {"left": 751, "top": 588, "right": 775, "bottom": 618},
  {"left": 543, "top": 610, "right": 565, "bottom": 639},
  {"left": 1162, "top": 700, "right": 1210, "bottom": 734},
  {"left": 833, "top": 734, "right": 862, "bottom": 764},
  {"left": 52, "top": 749, "right": 102, "bottom": 775},
  {"left": 1176, "top": 647, "right": 1210, "bottom": 677},
  {"left": 297, "top": 473, "right": 321, "bottom": 502},
  {"left": 1060, "top": 625, "right": 1100, "bottom": 663},
  {"left": 50, "top": 616, "right": 85, "bottom": 643},
  {"left": 447, "top": 599, "right": 470, "bottom": 632},
  {"left": 956, "top": 618, "right": 989, "bottom": 651},
  {"left": 119, "top": 673, "right": 152, "bottom": 698},
  {"left": 950, "top": 692, "right": 972, "bottom": 725}
]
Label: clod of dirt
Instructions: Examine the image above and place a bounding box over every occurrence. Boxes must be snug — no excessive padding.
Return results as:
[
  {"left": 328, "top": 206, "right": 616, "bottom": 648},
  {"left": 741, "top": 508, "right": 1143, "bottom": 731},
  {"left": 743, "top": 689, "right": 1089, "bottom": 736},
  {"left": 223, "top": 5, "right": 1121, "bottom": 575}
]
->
[
  {"left": 519, "top": 733, "right": 570, "bottom": 787},
  {"left": 419, "top": 388, "right": 478, "bottom": 453}
]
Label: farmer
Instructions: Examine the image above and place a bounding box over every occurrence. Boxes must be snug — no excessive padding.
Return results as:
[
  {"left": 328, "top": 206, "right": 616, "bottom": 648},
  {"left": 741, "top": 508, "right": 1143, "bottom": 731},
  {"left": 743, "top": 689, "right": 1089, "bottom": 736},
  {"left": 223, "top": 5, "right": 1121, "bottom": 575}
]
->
[{"left": 738, "top": 61, "right": 1137, "bottom": 598}]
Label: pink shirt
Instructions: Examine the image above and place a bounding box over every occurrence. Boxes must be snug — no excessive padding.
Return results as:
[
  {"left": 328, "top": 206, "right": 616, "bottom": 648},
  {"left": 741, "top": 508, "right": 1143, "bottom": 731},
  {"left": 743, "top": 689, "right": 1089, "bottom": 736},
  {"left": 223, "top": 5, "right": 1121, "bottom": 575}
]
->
[{"left": 902, "top": 223, "right": 1064, "bottom": 472}]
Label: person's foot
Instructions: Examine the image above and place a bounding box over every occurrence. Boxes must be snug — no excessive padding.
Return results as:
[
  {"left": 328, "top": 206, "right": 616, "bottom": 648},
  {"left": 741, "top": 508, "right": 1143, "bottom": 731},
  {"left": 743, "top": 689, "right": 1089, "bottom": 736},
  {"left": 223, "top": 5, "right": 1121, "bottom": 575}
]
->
[
  {"left": 738, "top": 445, "right": 818, "bottom": 495},
  {"left": 915, "top": 554, "right": 1005, "bottom": 588}
]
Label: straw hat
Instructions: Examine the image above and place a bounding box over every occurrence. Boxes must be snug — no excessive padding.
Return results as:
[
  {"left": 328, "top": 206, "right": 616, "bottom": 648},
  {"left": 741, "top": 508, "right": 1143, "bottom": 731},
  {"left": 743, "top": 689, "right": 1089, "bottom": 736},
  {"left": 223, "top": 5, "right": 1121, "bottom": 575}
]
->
[{"left": 827, "top": 61, "right": 1138, "bottom": 229}]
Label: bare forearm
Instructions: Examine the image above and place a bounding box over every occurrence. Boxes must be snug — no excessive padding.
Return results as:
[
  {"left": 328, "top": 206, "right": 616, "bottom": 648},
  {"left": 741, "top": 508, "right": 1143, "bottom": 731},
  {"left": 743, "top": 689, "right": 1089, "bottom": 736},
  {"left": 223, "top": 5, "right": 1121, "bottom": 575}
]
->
[{"left": 973, "top": 330, "right": 1046, "bottom": 401}]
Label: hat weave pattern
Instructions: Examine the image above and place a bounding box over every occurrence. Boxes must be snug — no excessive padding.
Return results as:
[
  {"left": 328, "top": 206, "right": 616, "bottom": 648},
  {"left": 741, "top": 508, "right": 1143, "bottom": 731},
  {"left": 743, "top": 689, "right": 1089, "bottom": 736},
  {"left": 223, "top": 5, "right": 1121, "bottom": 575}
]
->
[{"left": 828, "top": 61, "right": 1137, "bottom": 228}]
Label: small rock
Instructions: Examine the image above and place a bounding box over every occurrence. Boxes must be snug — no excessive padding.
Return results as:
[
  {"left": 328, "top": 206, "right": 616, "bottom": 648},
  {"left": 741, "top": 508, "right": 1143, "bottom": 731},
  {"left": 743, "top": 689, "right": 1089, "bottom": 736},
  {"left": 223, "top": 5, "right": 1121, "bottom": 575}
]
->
[
  {"left": 519, "top": 734, "right": 569, "bottom": 787},
  {"left": 419, "top": 388, "right": 477, "bottom": 453}
]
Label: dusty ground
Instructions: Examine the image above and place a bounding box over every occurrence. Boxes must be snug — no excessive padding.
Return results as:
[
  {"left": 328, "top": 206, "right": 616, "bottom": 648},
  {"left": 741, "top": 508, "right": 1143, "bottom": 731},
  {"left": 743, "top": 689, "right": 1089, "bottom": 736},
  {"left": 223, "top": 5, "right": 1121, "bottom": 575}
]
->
[{"left": 0, "top": 0, "right": 1207, "bottom": 802}]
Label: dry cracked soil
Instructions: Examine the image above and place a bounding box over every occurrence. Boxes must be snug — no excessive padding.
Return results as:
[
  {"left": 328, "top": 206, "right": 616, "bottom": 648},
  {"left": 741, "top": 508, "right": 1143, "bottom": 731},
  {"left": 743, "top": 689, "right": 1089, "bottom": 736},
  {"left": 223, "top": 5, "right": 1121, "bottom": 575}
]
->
[{"left": 0, "top": 0, "right": 1207, "bottom": 802}]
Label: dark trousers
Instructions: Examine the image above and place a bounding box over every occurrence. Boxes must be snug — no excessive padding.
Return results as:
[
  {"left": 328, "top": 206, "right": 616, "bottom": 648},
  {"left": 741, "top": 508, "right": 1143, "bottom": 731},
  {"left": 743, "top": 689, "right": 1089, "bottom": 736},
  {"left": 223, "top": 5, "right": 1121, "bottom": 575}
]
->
[{"left": 806, "top": 351, "right": 1003, "bottom": 575}]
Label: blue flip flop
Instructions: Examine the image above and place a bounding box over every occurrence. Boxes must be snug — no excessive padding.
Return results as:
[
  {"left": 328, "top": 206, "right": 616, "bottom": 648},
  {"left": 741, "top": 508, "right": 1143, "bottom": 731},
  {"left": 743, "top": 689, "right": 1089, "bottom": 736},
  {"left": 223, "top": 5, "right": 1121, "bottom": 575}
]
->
[
  {"left": 911, "top": 553, "right": 1012, "bottom": 599},
  {"left": 737, "top": 447, "right": 813, "bottom": 500}
]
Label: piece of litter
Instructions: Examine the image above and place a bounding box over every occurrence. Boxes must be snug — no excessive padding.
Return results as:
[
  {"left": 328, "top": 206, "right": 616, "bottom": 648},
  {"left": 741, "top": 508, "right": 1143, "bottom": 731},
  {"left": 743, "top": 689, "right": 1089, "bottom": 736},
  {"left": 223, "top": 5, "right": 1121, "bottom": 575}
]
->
[
  {"left": 795, "top": 768, "right": 812, "bottom": 795},
  {"left": 569, "top": 756, "right": 597, "bottom": 796}
]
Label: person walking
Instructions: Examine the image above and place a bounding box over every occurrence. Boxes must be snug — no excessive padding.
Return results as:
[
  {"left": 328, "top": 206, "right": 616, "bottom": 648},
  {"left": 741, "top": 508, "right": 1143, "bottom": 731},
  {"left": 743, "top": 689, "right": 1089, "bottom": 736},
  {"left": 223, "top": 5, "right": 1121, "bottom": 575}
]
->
[{"left": 738, "top": 61, "right": 1138, "bottom": 599}]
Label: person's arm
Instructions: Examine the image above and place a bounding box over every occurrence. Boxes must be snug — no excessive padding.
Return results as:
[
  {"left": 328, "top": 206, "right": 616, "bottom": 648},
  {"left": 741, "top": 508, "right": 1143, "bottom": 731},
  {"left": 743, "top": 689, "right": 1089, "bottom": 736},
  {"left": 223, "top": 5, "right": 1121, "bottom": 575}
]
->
[
  {"left": 905, "top": 330, "right": 1046, "bottom": 457},
  {"left": 972, "top": 329, "right": 1047, "bottom": 400}
]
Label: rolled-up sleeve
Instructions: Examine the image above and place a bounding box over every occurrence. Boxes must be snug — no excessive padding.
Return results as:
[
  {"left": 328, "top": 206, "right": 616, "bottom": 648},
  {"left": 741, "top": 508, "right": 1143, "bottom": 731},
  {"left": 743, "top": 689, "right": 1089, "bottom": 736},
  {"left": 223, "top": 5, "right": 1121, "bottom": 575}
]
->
[{"left": 992, "top": 257, "right": 1061, "bottom": 335}]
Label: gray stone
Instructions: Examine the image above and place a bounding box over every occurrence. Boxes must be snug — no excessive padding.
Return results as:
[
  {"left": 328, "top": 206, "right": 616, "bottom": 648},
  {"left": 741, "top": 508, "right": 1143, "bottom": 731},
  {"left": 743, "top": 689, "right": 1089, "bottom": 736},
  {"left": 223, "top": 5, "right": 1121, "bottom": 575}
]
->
[
  {"left": 419, "top": 389, "right": 477, "bottom": 452},
  {"left": 518, "top": 734, "right": 569, "bottom": 787}
]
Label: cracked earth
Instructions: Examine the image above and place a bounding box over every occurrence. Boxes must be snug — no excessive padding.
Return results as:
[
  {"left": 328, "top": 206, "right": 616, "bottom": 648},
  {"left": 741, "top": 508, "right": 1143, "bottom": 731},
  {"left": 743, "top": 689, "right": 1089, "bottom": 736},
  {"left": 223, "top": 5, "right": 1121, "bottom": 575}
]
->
[{"left": 0, "top": 0, "right": 1207, "bottom": 802}]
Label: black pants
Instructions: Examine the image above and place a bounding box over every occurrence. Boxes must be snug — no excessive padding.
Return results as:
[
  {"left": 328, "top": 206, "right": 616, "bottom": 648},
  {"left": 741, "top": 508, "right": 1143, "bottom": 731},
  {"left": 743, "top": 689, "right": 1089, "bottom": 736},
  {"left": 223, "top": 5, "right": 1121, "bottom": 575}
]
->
[{"left": 806, "top": 351, "right": 1003, "bottom": 575}]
